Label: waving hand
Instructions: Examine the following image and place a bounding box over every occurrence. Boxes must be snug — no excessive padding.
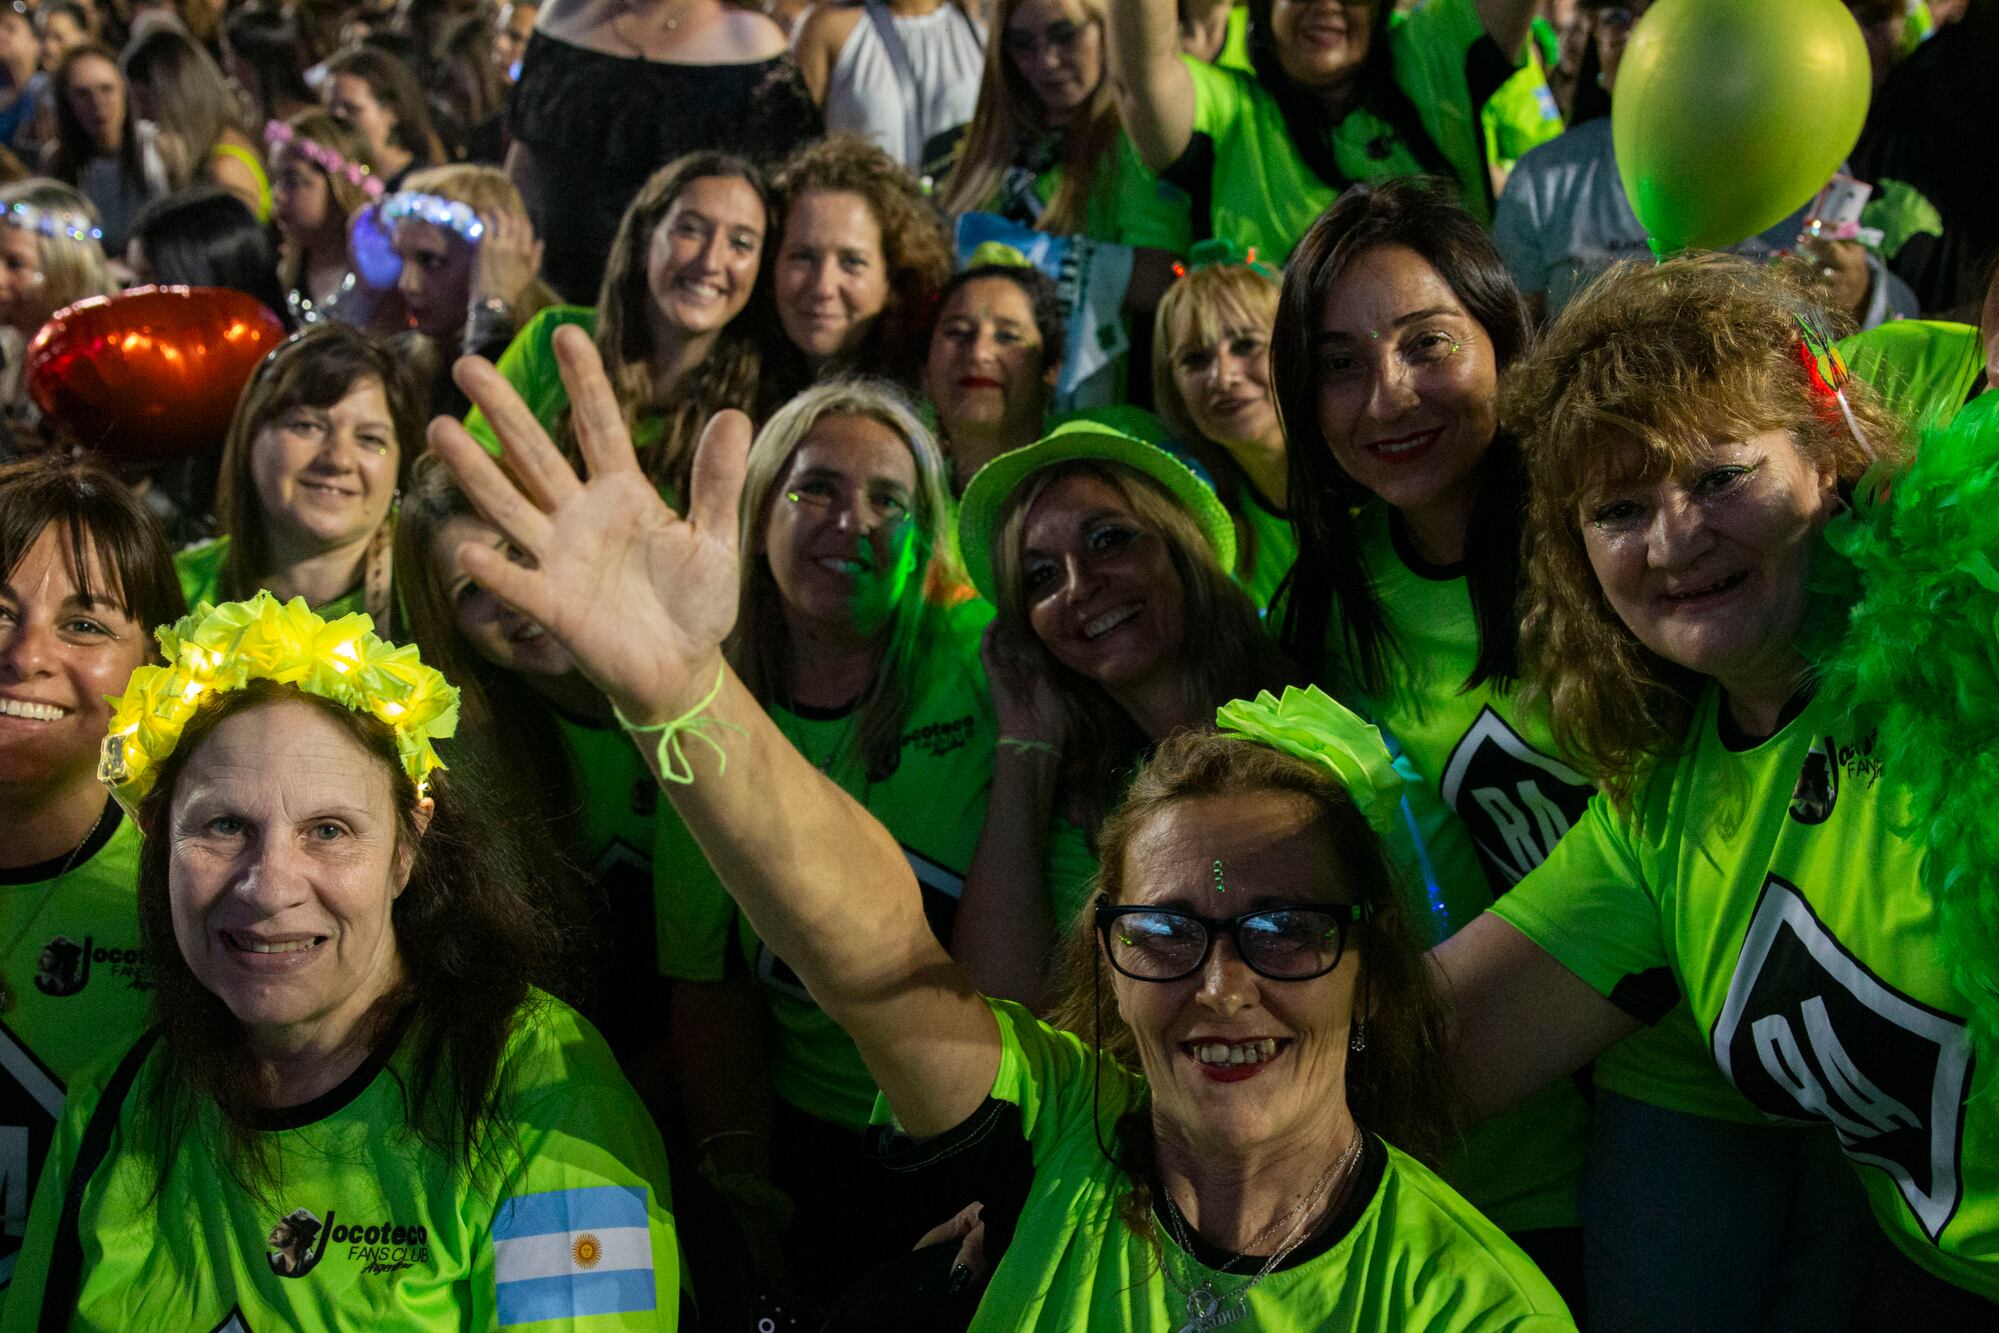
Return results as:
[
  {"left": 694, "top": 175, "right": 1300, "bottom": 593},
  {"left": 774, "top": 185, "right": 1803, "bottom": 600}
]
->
[{"left": 427, "top": 324, "right": 747, "bottom": 723}]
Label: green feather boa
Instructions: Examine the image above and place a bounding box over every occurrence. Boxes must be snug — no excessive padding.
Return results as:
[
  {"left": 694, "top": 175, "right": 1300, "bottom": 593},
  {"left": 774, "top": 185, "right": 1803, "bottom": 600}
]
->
[{"left": 1819, "top": 389, "right": 1999, "bottom": 1057}]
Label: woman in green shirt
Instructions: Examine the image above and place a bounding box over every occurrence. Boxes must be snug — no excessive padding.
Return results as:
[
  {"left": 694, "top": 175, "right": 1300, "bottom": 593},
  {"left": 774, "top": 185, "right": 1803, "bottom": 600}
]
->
[
  {"left": 951, "top": 420, "right": 1289, "bottom": 1006},
  {"left": 0, "top": 457, "right": 183, "bottom": 1316},
  {"left": 1151, "top": 241, "right": 1295, "bottom": 609},
  {"left": 7, "top": 594, "right": 679, "bottom": 1332},
  {"left": 465, "top": 151, "right": 790, "bottom": 504},
  {"left": 423, "top": 341, "right": 1575, "bottom": 1329},
  {"left": 1443, "top": 255, "right": 1999, "bottom": 1320},
  {"left": 176, "top": 324, "right": 424, "bottom": 633}
]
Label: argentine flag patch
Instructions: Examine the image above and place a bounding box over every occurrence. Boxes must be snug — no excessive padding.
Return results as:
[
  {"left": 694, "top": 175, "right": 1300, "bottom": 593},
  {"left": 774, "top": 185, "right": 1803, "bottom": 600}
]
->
[{"left": 494, "top": 1185, "right": 655, "bottom": 1326}]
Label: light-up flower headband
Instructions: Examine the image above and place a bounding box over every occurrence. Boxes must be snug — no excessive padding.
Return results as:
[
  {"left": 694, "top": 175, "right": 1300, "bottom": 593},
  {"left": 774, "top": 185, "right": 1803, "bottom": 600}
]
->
[{"left": 265, "top": 119, "right": 385, "bottom": 199}]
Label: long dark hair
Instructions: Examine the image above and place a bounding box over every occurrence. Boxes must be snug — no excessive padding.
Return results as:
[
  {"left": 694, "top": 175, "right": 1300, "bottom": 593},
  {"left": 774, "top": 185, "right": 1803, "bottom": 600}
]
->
[
  {"left": 0, "top": 455, "right": 186, "bottom": 636},
  {"left": 1242, "top": 0, "right": 1453, "bottom": 196},
  {"left": 132, "top": 187, "right": 290, "bottom": 322},
  {"left": 1272, "top": 177, "right": 1531, "bottom": 699},
  {"left": 132, "top": 681, "right": 567, "bottom": 1195},
  {"left": 46, "top": 43, "right": 140, "bottom": 186}
]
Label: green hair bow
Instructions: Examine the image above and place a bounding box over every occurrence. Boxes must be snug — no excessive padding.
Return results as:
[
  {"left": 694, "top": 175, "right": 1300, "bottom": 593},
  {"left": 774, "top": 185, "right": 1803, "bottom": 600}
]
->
[{"left": 1214, "top": 686, "right": 1405, "bottom": 838}]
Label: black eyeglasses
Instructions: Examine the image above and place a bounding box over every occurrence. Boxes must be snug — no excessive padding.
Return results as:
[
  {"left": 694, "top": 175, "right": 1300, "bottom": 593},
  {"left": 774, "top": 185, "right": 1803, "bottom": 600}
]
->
[{"left": 1095, "top": 897, "right": 1369, "bottom": 983}]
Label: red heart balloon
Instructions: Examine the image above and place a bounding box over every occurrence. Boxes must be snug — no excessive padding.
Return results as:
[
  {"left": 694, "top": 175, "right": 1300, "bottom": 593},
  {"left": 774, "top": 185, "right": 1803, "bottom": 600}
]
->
[{"left": 26, "top": 286, "right": 288, "bottom": 461}]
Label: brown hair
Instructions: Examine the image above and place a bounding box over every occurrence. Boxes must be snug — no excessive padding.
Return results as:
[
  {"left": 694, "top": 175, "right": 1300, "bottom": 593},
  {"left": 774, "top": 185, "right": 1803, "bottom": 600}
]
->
[
  {"left": 46, "top": 43, "right": 138, "bottom": 186},
  {"left": 989, "top": 459, "right": 1292, "bottom": 834},
  {"left": 214, "top": 324, "right": 425, "bottom": 606},
  {"left": 1046, "top": 729, "right": 1457, "bottom": 1243},
  {"left": 325, "top": 45, "right": 446, "bottom": 167},
  {"left": 400, "top": 163, "right": 558, "bottom": 322},
  {"left": 271, "top": 109, "right": 380, "bottom": 293},
  {"left": 0, "top": 454, "right": 185, "bottom": 637},
  {"left": 935, "top": 0, "right": 1120, "bottom": 237},
  {"left": 774, "top": 135, "right": 952, "bottom": 387},
  {"left": 582, "top": 152, "right": 785, "bottom": 501},
  {"left": 132, "top": 680, "right": 569, "bottom": 1195},
  {"left": 121, "top": 27, "right": 247, "bottom": 188},
  {"left": 1505, "top": 254, "right": 1904, "bottom": 806}
]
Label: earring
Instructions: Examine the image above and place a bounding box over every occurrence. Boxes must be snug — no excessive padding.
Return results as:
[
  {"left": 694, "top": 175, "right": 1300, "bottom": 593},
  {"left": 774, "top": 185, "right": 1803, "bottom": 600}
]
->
[{"left": 1349, "top": 1019, "right": 1367, "bottom": 1054}]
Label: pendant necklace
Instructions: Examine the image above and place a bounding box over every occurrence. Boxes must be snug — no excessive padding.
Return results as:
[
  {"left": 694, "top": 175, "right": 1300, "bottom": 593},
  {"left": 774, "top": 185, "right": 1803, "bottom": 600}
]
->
[{"left": 1158, "top": 1124, "right": 1365, "bottom": 1332}]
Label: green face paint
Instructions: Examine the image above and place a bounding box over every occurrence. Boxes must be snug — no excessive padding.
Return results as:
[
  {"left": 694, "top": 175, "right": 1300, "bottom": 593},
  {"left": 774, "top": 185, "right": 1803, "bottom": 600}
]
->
[
  {"left": 1212, "top": 859, "right": 1227, "bottom": 894},
  {"left": 842, "top": 517, "right": 921, "bottom": 637}
]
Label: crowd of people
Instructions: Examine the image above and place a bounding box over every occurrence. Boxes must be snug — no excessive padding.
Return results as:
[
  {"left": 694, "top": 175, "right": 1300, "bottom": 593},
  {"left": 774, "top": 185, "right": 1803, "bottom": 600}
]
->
[{"left": 0, "top": 0, "right": 1996, "bottom": 1328}]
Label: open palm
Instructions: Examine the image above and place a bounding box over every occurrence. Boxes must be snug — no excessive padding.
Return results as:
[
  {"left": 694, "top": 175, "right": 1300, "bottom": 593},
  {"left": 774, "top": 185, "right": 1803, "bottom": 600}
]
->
[{"left": 428, "top": 325, "right": 749, "bottom": 722}]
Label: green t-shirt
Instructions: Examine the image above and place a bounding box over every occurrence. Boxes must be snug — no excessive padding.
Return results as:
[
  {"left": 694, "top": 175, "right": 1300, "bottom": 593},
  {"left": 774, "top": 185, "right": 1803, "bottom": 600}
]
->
[
  {"left": 885, "top": 999, "right": 1574, "bottom": 1331},
  {"left": 1492, "top": 685, "right": 1999, "bottom": 1300},
  {"left": 1215, "top": 3, "right": 1252, "bottom": 74},
  {"left": 1181, "top": 0, "right": 1500, "bottom": 265},
  {"left": 1838, "top": 320, "right": 1986, "bottom": 433},
  {"left": 2, "top": 994, "right": 679, "bottom": 1331},
  {"left": 1232, "top": 480, "right": 1296, "bottom": 612},
  {"left": 977, "top": 130, "right": 1193, "bottom": 254},
  {"left": 174, "top": 537, "right": 366, "bottom": 622},
  {"left": 464, "top": 307, "right": 667, "bottom": 460},
  {"left": 0, "top": 806, "right": 148, "bottom": 1301},
  {"left": 1481, "top": 37, "right": 1563, "bottom": 174},
  {"left": 655, "top": 597, "right": 1095, "bottom": 1130}
]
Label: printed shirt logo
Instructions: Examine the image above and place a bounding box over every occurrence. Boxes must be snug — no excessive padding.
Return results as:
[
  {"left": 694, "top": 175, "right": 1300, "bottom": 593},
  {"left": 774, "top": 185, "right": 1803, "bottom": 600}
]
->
[
  {"left": 32, "top": 936, "right": 147, "bottom": 999},
  {"left": 0, "top": 1023, "right": 65, "bottom": 1286},
  {"left": 1713, "top": 877, "right": 1972, "bottom": 1240},
  {"left": 208, "top": 1307, "right": 253, "bottom": 1333},
  {"left": 266, "top": 1206, "right": 433, "bottom": 1278},
  {"left": 1438, "top": 707, "right": 1594, "bottom": 892},
  {"left": 493, "top": 1185, "right": 654, "bottom": 1328},
  {"left": 1789, "top": 737, "right": 1841, "bottom": 825}
]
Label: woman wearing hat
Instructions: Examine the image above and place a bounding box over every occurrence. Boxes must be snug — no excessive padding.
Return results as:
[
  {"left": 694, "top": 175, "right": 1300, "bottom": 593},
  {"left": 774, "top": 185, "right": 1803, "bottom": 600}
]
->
[
  {"left": 426, "top": 325, "right": 1574, "bottom": 1330},
  {"left": 653, "top": 377, "right": 1092, "bottom": 1310},
  {"left": 950, "top": 415, "right": 1289, "bottom": 1006},
  {"left": 3, "top": 591, "right": 679, "bottom": 1331}
]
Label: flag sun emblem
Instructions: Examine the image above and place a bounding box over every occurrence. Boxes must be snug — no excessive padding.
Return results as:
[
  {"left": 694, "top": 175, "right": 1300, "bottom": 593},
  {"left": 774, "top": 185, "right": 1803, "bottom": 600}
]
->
[{"left": 571, "top": 1234, "right": 602, "bottom": 1269}]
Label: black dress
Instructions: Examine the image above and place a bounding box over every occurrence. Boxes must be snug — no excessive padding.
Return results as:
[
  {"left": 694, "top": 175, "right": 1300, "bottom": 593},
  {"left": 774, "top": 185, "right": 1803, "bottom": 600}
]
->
[{"left": 510, "top": 29, "right": 821, "bottom": 303}]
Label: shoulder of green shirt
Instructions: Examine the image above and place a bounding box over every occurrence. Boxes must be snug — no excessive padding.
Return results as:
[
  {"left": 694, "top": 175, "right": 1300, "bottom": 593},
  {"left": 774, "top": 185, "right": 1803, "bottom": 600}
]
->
[{"left": 464, "top": 304, "right": 598, "bottom": 457}]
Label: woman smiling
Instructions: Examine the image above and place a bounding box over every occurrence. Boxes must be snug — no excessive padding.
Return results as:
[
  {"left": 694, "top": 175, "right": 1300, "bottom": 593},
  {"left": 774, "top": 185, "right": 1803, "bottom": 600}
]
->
[
  {"left": 427, "top": 326, "right": 1573, "bottom": 1329},
  {"left": 923, "top": 258, "right": 1065, "bottom": 494},
  {"left": 0, "top": 458, "right": 183, "bottom": 1306},
  {"left": 1439, "top": 256, "right": 1999, "bottom": 1319},
  {"left": 466, "top": 152, "right": 787, "bottom": 504},
  {"left": 4, "top": 593, "right": 679, "bottom": 1331},
  {"left": 176, "top": 325, "right": 424, "bottom": 632}
]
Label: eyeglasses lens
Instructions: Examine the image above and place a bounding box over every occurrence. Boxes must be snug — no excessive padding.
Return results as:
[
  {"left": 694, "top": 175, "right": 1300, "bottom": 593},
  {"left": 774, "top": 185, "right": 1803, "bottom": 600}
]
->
[{"left": 1108, "top": 909, "right": 1345, "bottom": 981}]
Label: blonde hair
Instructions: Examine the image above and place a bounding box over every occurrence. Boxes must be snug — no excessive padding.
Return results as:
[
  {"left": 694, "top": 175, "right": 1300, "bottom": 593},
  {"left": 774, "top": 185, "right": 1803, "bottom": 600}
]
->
[
  {"left": 989, "top": 459, "right": 1290, "bottom": 832},
  {"left": 726, "top": 378, "right": 963, "bottom": 781},
  {"left": 273, "top": 110, "right": 379, "bottom": 294},
  {"left": 1150, "top": 263, "right": 1281, "bottom": 450},
  {"left": 0, "top": 180, "right": 111, "bottom": 331},
  {"left": 399, "top": 163, "right": 557, "bottom": 323},
  {"left": 1505, "top": 254, "right": 1905, "bottom": 807},
  {"left": 937, "top": 0, "right": 1119, "bottom": 235}
]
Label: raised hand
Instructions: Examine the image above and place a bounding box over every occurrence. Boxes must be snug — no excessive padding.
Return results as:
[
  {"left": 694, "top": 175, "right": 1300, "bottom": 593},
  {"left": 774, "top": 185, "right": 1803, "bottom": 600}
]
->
[
  {"left": 426, "top": 324, "right": 748, "bottom": 722},
  {"left": 471, "top": 206, "right": 545, "bottom": 311},
  {"left": 980, "top": 621, "right": 1068, "bottom": 751}
]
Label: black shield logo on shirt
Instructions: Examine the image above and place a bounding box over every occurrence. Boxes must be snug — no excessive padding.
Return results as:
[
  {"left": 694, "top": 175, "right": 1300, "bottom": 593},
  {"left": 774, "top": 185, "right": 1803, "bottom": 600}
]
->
[
  {"left": 1438, "top": 707, "right": 1594, "bottom": 893},
  {"left": 1788, "top": 737, "right": 1841, "bottom": 825},
  {"left": 1712, "top": 877, "right": 1972, "bottom": 1241},
  {"left": 267, "top": 1207, "right": 333, "bottom": 1278},
  {"left": 32, "top": 936, "right": 88, "bottom": 998}
]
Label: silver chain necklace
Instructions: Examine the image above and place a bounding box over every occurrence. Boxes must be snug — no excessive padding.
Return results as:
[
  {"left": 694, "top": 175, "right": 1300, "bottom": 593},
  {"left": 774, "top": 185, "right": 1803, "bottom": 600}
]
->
[{"left": 1156, "top": 1125, "right": 1365, "bottom": 1332}]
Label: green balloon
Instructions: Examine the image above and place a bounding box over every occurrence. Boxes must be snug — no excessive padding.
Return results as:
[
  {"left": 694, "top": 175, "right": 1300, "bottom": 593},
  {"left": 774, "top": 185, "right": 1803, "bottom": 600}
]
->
[{"left": 1613, "top": 0, "right": 1872, "bottom": 255}]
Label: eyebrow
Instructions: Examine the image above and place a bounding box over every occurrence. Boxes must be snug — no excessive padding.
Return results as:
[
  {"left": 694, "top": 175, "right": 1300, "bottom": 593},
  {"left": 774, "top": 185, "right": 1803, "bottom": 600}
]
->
[
  {"left": 1022, "top": 508, "right": 1128, "bottom": 557},
  {"left": 1312, "top": 306, "right": 1460, "bottom": 346}
]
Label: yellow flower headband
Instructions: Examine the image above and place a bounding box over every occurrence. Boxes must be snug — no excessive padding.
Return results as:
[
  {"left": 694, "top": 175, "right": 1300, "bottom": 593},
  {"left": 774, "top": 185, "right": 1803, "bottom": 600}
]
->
[{"left": 99, "top": 591, "right": 460, "bottom": 808}]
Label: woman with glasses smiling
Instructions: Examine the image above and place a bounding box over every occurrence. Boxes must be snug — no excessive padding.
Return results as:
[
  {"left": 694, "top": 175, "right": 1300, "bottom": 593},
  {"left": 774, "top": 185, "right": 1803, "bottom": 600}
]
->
[
  {"left": 429, "top": 329, "right": 1575, "bottom": 1328},
  {"left": 649, "top": 378, "right": 1090, "bottom": 1313}
]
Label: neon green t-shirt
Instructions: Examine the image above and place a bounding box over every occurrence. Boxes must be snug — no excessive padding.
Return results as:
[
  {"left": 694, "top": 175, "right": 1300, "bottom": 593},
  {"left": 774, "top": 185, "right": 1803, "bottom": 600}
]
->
[
  {"left": 880, "top": 999, "right": 1574, "bottom": 1331},
  {"left": 1215, "top": 3, "right": 1252, "bottom": 73},
  {"left": 464, "top": 307, "right": 667, "bottom": 460},
  {"left": 2, "top": 994, "right": 679, "bottom": 1331},
  {"left": 1491, "top": 685, "right": 1999, "bottom": 1300},
  {"left": 1481, "top": 36, "right": 1563, "bottom": 175},
  {"left": 0, "top": 806, "right": 148, "bottom": 1302},
  {"left": 1181, "top": 0, "right": 1501, "bottom": 265},
  {"left": 1838, "top": 320, "right": 1986, "bottom": 433},
  {"left": 655, "top": 597, "right": 1095, "bottom": 1130},
  {"left": 1232, "top": 480, "right": 1295, "bottom": 612},
  {"left": 174, "top": 537, "right": 367, "bottom": 622}
]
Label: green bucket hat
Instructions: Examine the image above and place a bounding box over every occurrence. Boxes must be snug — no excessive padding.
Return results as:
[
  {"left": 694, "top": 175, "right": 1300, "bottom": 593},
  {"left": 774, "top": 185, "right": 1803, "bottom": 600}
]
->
[{"left": 957, "top": 415, "right": 1238, "bottom": 604}]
